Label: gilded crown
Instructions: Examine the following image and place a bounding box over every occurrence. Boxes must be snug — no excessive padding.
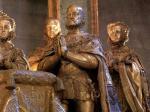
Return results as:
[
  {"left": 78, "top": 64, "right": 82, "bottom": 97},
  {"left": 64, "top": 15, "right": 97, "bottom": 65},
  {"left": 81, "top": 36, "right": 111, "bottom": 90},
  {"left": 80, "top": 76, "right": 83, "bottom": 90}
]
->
[{"left": 0, "top": 10, "right": 16, "bottom": 31}]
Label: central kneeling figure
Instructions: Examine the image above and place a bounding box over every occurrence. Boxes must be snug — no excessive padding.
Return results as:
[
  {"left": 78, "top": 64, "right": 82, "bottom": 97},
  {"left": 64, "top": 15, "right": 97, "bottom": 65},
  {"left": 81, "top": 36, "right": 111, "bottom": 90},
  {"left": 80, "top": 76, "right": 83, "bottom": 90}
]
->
[{"left": 37, "top": 5, "right": 121, "bottom": 112}]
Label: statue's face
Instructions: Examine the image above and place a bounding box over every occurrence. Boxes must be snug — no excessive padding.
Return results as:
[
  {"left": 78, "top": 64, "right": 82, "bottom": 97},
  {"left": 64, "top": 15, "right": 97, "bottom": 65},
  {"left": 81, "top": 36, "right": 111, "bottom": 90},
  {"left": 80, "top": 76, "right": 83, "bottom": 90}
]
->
[
  {"left": 0, "top": 19, "right": 12, "bottom": 39},
  {"left": 66, "top": 6, "right": 83, "bottom": 26},
  {"left": 46, "top": 20, "right": 61, "bottom": 39},
  {"left": 108, "top": 25, "right": 128, "bottom": 43}
]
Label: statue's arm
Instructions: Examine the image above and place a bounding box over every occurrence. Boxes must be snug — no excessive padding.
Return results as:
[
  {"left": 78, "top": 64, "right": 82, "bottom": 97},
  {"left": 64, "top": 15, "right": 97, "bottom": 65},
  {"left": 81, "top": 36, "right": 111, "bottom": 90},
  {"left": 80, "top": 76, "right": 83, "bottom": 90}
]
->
[
  {"left": 63, "top": 51, "right": 98, "bottom": 69},
  {"left": 4, "top": 49, "right": 29, "bottom": 70},
  {"left": 37, "top": 54, "right": 60, "bottom": 71}
]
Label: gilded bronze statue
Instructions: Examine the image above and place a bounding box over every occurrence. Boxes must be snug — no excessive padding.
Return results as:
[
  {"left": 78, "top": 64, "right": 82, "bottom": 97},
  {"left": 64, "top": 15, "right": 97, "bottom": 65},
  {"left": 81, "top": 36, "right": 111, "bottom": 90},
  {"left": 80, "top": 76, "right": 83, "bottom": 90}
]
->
[
  {"left": 38, "top": 5, "right": 121, "bottom": 112},
  {"left": 28, "top": 19, "right": 61, "bottom": 72},
  {"left": 0, "top": 11, "right": 28, "bottom": 70},
  {"left": 0, "top": 11, "right": 65, "bottom": 112},
  {"left": 105, "top": 21, "right": 150, "bottom": 112}
]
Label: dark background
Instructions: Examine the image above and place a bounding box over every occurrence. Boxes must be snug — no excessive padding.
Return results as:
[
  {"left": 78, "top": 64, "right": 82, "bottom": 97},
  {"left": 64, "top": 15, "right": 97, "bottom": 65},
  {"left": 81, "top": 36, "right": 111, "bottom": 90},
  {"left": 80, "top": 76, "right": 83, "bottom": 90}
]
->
[{"left": 0, "top": 0, "right": 150, "bottom": 80}]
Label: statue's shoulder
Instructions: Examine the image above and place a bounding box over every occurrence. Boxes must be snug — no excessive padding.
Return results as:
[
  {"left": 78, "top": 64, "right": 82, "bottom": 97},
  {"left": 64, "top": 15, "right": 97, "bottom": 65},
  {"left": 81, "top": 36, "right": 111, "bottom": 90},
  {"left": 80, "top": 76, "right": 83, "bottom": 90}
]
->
[
  {"left": 80, "top": 32, "right": 99, "bottom": 41},
  {"left": 11, "top": 47, "right": 25, "bottom": 57}
]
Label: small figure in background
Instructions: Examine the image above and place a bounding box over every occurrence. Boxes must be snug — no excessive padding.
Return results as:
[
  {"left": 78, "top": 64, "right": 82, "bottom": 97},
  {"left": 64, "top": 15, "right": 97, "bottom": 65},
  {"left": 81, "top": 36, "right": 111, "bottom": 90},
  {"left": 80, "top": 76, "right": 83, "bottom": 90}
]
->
[
  {"left": 106, "top": 21, "right": 150, "bottom": 112},
  {"left": 0, "top": 11, "right": 28, "bottom": 70},
  {"left": 28, "top": 18, "right": 61, "bottom": 71}
]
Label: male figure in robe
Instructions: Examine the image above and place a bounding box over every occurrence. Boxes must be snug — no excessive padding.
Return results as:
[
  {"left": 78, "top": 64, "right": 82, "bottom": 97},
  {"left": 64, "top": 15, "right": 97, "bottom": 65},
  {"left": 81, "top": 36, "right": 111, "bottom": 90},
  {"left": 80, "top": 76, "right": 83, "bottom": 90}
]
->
[
  {"left": 106, "top": 21, "right": 150, "bottom": 112},
  {"left": 38, "top": 5, "right": 121, "bottom": 112}
]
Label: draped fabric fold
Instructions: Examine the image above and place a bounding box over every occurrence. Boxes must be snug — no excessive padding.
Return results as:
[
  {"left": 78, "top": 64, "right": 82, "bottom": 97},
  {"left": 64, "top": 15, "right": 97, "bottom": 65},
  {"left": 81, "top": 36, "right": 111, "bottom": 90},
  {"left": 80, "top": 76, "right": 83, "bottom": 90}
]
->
[
  {"left": 79, "top": 36, "right": 121, "bottom": 112},
  {"left": 106, "top": 45, "right": 150, "bottom": 112},
  {"left": 118, "top": 62, "right": 144, "bottom": 112}
]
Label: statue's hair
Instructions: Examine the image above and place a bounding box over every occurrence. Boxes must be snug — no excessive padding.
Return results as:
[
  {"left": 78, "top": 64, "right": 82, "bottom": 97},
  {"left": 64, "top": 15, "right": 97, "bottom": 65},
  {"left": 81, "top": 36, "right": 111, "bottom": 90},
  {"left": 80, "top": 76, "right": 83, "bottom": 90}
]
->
[
  {"left": 107, "top": 21, "right": 130, "bottom": 33},
  {"left": 0, "top": 10, "right": 16, "bottom": 41},
  {"left": 67, "top": 4, "right": 83, "bottom": 13},
  {"left": 45, "top": 17, "right": 59, "bottom": 26}
]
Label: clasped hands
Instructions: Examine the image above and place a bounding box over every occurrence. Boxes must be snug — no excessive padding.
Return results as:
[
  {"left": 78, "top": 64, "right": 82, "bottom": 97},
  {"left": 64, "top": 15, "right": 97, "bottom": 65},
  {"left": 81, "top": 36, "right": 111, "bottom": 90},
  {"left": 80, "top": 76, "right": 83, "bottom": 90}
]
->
[
  {"left": 42, "top": 37, "right": 67, "bottom": 58},
  {"left": 57, "top": 37, "right": 68, "bottom": 57}
]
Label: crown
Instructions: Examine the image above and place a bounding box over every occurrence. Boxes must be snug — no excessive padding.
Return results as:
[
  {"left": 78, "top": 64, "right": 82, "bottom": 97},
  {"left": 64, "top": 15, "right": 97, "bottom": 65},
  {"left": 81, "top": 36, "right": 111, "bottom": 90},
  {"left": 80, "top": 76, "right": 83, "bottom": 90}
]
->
[{"left": 0, "top": 10, "right": 16, "bottom": 31}]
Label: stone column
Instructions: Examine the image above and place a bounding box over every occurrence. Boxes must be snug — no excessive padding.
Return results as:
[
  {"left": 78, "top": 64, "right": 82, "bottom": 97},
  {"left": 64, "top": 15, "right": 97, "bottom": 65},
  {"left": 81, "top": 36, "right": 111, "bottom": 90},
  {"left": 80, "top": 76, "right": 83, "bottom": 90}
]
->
[
  {"left": 90, "top": 0, "right": 100, "bottom": 36},
  {"left": 48, "top": 0, "right": 60, "bottom": 19}
]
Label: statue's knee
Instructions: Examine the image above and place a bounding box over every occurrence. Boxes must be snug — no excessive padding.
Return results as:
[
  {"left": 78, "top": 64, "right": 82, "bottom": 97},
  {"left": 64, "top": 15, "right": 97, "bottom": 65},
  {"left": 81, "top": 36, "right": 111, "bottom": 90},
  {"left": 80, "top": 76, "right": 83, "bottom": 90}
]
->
[{"left": 77, "top": 100, "right": 94, "bottom": 112}]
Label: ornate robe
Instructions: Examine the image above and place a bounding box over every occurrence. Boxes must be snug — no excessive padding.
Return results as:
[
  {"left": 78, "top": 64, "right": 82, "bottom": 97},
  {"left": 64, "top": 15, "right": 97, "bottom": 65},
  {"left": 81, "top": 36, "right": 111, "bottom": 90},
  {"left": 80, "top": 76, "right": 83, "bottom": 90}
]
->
[{"left": 106, "top": 45, "right": 150, "bottom": 112}]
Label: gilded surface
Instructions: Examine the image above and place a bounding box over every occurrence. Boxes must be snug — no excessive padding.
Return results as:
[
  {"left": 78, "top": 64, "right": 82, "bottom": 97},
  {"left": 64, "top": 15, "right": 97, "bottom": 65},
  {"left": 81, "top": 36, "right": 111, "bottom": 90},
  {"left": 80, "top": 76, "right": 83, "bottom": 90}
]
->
[
  {"left": 0, "top": 12, "right": 64, "bottom": 112},
  {"left": 106, "top": 21, "right": 150, "bottom": 112},
  {"left": 58, "top": 33, "right": 100, "bottom": 101},
  {"left": 28, "top": 19, "right": 61, "bottom": 71},
  {"left": 0, "top": 11, "right": 28, "bottom": 70},
  {"left": 37, "top": 5, "right": 120, "bottom": 112},
  {"left": 0, "top": 70, "right": 64, "bottom": 112}
]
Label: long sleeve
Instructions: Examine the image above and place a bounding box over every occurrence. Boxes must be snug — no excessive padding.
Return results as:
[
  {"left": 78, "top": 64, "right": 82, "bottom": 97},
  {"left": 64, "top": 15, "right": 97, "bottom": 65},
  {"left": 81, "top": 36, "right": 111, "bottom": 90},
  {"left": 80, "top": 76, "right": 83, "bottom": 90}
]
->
[
  {"left": 63, "top": 51, "right": 98, "bottom": 69},
  {"left": 37, "top": 54, "right": 60, "bottom": 72}
]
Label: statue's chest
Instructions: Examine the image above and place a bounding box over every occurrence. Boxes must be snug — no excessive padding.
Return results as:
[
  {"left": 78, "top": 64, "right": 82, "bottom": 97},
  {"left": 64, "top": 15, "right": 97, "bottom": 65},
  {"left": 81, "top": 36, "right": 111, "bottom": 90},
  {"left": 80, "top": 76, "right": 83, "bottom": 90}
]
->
[
  {"left": 111, "top": 49, "right": 131, "bottom": 62},
  {"left": 65, "top": 35, "right": 88, "bottom": 52},
  {"left": 0, "top": 46, "right": 12, "bottom": 59}
]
